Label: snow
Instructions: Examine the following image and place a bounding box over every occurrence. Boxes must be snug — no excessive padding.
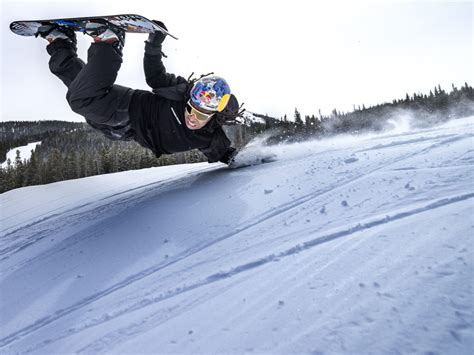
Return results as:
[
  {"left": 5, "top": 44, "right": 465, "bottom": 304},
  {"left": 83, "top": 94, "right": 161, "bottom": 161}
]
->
[
  {"left": 1, "top": 117, "right": 473, "bottom": 354},
  {"left": 1, "top": 141, "right": 41, "bottom": 168}
]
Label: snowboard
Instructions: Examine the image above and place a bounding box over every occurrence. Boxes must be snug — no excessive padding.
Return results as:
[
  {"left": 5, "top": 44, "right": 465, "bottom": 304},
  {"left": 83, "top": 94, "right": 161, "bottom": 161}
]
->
[{"left": 10, "top": 14, "right": 178, "bottom": 40}]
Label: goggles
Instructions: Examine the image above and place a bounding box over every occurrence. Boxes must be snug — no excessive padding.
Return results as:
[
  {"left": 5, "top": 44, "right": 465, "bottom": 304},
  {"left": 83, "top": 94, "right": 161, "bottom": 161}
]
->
[{"left": 186, "top": 101, "right": 214, "bottom": 121}]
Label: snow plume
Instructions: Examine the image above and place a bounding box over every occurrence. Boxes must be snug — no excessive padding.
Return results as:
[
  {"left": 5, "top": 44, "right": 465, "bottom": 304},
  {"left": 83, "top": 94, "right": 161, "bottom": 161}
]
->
[
  {"left": 234, "top": 128, "right": 374, "bottom": 168},
  {"left": 236, "top": 104, "right": 474, "bottom": 170},
  {"left": 318, "top": 98, "right": 474, "bottom": 137},
  {"left": 382, "top": 109, "right": 414, "bottom": 134},
  {"left": 236, "top": 110, "right": 472, "bottom": 168},
  {"left": 232, "top": 130, "right": 314, "bottom": 168},
  {"left": 232, "top": 133, "right": 278, "bottom": 168},
  {"left": 383, "top": 103, "right": 474, "bottom": 132}
]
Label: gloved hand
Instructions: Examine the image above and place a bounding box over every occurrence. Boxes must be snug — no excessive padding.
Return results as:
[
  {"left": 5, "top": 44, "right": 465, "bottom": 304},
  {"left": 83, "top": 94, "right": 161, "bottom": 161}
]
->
[
  {"left": 219, "top": 147, "right": 238, "bottom": 167},
  {"left": 147, "top": 20, "right": 168, "bottom": 45}
]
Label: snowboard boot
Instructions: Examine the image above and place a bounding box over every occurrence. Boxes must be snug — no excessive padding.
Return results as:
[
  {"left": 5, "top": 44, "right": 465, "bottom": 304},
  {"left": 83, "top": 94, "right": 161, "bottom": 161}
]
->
[
  {"left": 36, "top": 25, "right": 77, "bottom": 45},
  {"left": 85, "top": 21, "right": 125, "bottom": 55}
]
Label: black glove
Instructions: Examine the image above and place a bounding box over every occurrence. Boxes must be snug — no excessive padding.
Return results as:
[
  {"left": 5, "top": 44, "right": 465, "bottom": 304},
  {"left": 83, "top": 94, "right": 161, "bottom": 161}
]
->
[
  {"left": 147, "top": 20, "right": 168, "bottom": 45},
  {"left": 219, "top": 148, "right": 238, "bottom": 166}
]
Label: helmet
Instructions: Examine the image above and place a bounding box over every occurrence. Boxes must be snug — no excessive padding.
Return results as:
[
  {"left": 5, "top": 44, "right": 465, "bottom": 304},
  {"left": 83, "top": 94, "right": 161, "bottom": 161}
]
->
[{"left": 189, "top": 75, "right": 231, "bottom": 113}]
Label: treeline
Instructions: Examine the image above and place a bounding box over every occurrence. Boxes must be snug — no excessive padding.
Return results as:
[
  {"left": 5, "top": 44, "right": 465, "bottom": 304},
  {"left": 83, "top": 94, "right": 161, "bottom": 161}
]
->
[
  {"left": 1, "top": 128, "right": 202, "bottom": 193},
  {"left": 1, "top": 83, "right": 473, "bottom": 193},
  {"left": 0, "top": 121, "right": 84, "bottom": 162},
  {"left": 262, "top": 82, "right": 474, "bottom": 143},
  {"left": 0, "top": 123, "right": 261, "bottom": 193}
]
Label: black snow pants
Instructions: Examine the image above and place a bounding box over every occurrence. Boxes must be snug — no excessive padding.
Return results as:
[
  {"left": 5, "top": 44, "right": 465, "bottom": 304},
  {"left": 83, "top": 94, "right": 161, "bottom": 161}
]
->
[{"left": 47, "top": 40, "right": 134, "bottom": 140}]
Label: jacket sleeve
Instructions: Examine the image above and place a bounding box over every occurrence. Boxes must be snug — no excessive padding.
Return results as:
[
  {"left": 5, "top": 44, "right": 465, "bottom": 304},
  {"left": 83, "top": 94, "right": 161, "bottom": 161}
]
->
[
  {"left": 144, "top": 41, "right": 186, "bottom": 89},
  {"left": 199, "top": 127, "right": 235, "bottom": 164}
]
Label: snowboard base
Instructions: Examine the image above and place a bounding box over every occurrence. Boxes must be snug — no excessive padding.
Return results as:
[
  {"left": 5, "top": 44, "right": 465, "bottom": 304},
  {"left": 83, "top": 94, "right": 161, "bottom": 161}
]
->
[{"left": 10, "top": 14, "right": 177, "bottom": 40}]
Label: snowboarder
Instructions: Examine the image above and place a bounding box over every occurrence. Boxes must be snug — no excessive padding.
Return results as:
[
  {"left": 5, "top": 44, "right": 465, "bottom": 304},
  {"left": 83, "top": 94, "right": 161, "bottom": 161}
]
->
[{"left": 37, "top": 20, "right": 240, "bottom": 165}]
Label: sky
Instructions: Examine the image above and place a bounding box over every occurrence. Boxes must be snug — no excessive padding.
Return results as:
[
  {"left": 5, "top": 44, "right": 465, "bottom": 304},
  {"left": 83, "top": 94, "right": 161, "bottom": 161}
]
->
[{"left": 1, "top": 0, "right": 472, "bottom": 122}]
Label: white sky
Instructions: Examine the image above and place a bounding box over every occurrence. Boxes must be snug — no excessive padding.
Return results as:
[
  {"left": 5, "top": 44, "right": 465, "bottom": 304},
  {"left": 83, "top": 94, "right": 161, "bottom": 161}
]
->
[{"left": 1, "top": 0, "right": 472, "bottom": 122}]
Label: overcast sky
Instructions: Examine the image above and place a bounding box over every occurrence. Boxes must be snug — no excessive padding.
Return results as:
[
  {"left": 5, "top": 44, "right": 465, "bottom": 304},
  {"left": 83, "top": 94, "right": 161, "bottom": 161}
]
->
[{"left": 1, "top": 0, "right": 472, "bottom": 122}]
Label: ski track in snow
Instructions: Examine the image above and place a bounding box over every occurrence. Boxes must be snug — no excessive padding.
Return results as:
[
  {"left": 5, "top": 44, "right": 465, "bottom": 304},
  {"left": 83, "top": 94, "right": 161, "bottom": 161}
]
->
[
  {"left": 0, "top": 193, "right": 474, "bottom": 351},
  {"left": 1, "top": 117, "right": 473, "bottom": 354},
  {"left": 7, "top": 193, "right": 474, "bottom": 353}
]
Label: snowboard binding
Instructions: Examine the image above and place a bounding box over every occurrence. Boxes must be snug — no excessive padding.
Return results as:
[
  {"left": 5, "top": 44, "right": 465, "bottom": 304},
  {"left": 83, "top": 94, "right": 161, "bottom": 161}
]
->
[
  {"left": 36, "top": 24, "right": 77, "bottom": 44},
  {"left": 84, "top": 21, "right": 126, "bottom": 53}
]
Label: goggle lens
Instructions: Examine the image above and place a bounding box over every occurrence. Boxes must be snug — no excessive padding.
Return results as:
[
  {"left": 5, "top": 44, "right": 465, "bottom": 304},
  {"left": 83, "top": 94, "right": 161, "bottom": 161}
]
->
[{"left": 186, "top": 102, "right": 214, "bottom": 121}]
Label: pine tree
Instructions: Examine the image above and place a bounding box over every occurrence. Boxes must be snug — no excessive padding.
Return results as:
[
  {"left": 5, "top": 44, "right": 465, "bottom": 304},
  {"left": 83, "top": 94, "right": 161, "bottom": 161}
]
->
[
  {"left": 0, "top": 168, "right": 6, "bottom": 193},
  {"left": 64, "top": 152, "right": 76, "bottom": 180},
  {"left": 100, "top": 146, "right": 112, "bottom": 174},
  {"left": 49, "top": 149, "right": 65, "bottom": 182},
  {"left": 4, "top": 161, "right": 15, "bottom": 191},
  {"left": 14, "top": 150, "right": 25, "bottom": 188},
  {"left": 23, "top": 149, "right": 40, "bottom": 186},
  {"left": 294, "top": 108, "right": 303, "bottom": 125}
]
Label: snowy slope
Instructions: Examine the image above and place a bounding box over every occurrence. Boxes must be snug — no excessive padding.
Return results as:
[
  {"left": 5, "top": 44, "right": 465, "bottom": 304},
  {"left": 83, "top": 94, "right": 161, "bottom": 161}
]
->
[
  {"left": 1, "top": 142, "right": 41, "bottom": 169},
  {"left": 1, "top": 117, "right": 473, "bottom": 354}
]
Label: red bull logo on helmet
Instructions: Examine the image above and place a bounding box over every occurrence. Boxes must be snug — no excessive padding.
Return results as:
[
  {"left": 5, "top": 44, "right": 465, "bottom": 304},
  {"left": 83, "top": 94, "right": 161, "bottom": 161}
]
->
[{"left": 190, "top": 76, "right": 231, "bottom": 112}]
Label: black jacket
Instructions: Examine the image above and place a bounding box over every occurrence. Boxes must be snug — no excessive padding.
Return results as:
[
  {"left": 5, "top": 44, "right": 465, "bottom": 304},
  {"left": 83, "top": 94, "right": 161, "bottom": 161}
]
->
[{"left": 129, "top": 42, "right": 234, "bottom": 163}]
